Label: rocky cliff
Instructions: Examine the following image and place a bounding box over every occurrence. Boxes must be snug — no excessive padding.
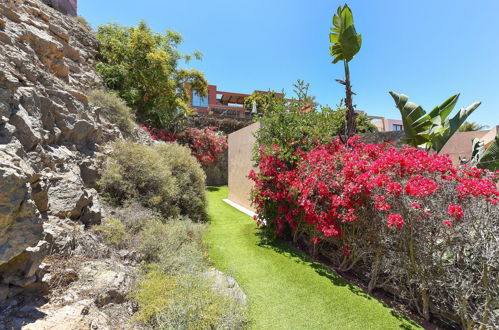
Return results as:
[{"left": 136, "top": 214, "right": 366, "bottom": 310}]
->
[{"left": 0, "top": 0, "right": 125, "bottom": 300}]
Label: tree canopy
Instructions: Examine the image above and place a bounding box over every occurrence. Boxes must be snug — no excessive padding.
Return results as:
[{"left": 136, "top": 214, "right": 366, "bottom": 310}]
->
[{"left": 96, "top": 21, "right": 208, "bottom": 127}]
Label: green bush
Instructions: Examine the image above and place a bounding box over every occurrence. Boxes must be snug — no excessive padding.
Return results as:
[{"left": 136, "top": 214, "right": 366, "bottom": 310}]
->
[
  {"left": 155, "top": 143, "right": 207, "bottom": 221},
  {"left": 93, "top": 217, "right": 130, "bottom": 248},
  {"left": 131, "top": 269, "right": 246, "bottom": 329},
  {"left": 88, "top": 89, "right": 136, "bottom": 134},
  {"left": 98, "top": 141, "right": 206, "bottom": 220},
  {"left": 95, "top": 21, "right": 207, "bottom": 127}
]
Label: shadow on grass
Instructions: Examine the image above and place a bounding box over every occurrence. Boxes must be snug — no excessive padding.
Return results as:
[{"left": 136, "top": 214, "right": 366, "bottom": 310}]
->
[
  {"left": 255, "top": 229, "right": 421, "bottom": 329},
  {"left": 256, "top": 232, "right": 371, "bottom": 299},
  {"left": 206, "top": 186, "right": 221, "bottom": 192}
]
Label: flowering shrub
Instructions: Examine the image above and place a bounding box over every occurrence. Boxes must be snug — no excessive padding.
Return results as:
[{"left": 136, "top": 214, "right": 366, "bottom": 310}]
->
[
  {"left": 141, "top": 125, "right": 227, "bottom": 165},
  {"left": 250, "top": 137, "right": 499, "bottom": 328}
]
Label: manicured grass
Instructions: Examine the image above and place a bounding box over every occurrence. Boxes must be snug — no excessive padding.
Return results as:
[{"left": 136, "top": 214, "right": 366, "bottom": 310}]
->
[{"left": 205, "top": 186, "right": 421, "bottom": 330}]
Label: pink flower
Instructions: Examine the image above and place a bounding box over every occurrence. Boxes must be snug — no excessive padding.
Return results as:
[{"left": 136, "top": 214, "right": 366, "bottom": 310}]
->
[
  {"left": 387, "top": 213, "right": 405, "bottom": 229},
  {"left": 447, "top": 204, "right": 464, "bottom": 220},
  {"left": 410, "top": 202, "right": 421, "bottom": 209},
  {"left": 311, "top": 237, "right": 320, "bottom": 245},
  {"left": 442, "top": 220, "right": 453, "bottom": 227}
]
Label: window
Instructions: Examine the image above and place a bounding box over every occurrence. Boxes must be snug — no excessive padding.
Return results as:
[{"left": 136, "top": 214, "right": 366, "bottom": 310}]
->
[
  {"left": 393, "top": 124, "right": 403, "bottom": 131},
  {"left": 192, "top": 90, "right": 209, "bottom": 108}
]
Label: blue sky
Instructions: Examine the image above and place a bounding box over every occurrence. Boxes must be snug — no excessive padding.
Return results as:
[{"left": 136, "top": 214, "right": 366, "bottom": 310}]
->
[{"left": 79, "top": 0, "right": 499, "bottom": 126}]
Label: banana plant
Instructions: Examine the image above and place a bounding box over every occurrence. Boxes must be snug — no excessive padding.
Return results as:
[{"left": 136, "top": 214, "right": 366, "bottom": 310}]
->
[
  {"left": 330, "top": 4, "right": 362, "bottom": 139},
  {"left": 470, "top": 135, "right": 499, "bottom": 171},
  {"left": 389, "top": 91, "right": 481, "bottom": 153}
]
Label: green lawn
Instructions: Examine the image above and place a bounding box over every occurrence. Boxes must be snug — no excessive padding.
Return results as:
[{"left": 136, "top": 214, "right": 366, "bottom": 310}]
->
[{"left": 205, "top": 186, "right": 421, "bottom": 330}]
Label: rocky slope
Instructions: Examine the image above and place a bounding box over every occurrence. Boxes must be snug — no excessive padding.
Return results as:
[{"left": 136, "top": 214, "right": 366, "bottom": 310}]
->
[{"left": 0, "top": 0, "right": 127, "bottom": 306}]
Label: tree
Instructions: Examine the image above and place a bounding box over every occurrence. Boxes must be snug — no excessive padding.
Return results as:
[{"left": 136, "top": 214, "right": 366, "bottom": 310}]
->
[
  {"left": 243, "top": 90, "right": 281, "bottom": 114},
  {"left": 96, "top": 21, "right": 208, "bottom": 127},
  {"left": 458, "top": 121, "right": 488, "bottom": 132},
  {"left": 329, "top": 4, "right": 362, "bottom": 140},
  {"left": 389, "top": 92, "right": 481, "bottom": 153}
]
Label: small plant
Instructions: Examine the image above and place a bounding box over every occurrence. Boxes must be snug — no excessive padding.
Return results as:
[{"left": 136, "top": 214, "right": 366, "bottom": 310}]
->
[
  {"left": 74, "top": 16, "right": 91, "bottom": 32},
  {"left": 94, "top": 217, "right": 130, "bottom": 248},
  {"left": 88, "top": 89, "right": 136, "bottom": 134},
  {"left": 131, "top": 269, "right": 246, "bottom": 329}
]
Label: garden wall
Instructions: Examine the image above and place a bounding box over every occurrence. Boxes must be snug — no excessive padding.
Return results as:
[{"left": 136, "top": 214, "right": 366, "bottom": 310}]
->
[
  {"left": 204, "top": 149, "right": 228, "bottom": 186},
  {"left": 227, "top": 122, "right": 260, "bottom": 212}
]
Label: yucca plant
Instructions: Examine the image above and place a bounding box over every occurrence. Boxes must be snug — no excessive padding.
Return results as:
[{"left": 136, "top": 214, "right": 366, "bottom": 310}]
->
[
  {"left": 389, "top": 91, "right": 481, "bottom": 152},
  {"left": 330, "top": 4, "right": 362, "bottom": 139}
]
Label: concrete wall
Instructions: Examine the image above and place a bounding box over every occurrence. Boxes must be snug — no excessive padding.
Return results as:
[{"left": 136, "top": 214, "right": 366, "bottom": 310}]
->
[{"left": 228, "top": 122, "right": 260, "bottom": 212}]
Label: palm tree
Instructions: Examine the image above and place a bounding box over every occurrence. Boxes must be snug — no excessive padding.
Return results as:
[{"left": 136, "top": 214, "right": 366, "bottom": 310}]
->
[{"left": 458, "top": 121, "right": 488, "bottom": 132}]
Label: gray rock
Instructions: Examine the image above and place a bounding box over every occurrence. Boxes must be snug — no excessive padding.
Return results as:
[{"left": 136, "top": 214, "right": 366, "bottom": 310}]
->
[
  {"left": 203, "top": 268, "right": 247, "bottom": 304},
  {"left": 0, "top": 284, "right": 8, "bottom": 301}
]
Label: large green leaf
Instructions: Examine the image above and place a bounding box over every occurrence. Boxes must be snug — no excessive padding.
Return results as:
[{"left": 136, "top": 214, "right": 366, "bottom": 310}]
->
[
  {"left": 470, "top": 138, "right": 485, "bottom": 166},
  {"left": 477, "top": 134, "right": 499, "bottom": 171},
  {"left": 329, "top": 5, "right": 362, "bottom": 64},
  {"left": 390, "top": 91, "right": 481, "bottom": 153},
  {"left": 431, "top": 101, "right": 481, "bottom": 152},
  {"left": 389, "top": 91, "right": 431, "bottom": 147}
]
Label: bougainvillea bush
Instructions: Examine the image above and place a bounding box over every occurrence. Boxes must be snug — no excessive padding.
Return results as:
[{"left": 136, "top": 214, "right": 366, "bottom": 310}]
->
[
  {"left": 141, "top": 125, "right": 227, "bottom": 165},
  {"left": 250, "top": 137, "right": 499, "bottom": 328}
]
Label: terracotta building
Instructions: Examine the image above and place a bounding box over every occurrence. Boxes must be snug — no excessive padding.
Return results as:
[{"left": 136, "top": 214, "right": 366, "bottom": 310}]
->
[
  {"left": 189, "top": 84, "right": 283, "bottom": 119},
  {"left": 369, "top": 116, "right": 404, "bottom": 132}
]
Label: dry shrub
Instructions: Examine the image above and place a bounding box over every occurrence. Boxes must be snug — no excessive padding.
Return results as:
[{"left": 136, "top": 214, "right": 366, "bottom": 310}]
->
[
  {"left": 94, "top": 217, "right": 130, "bottom": 248},
  {"left": 88, "top": 89, "right": 136, "bottom": 134},
  {"left": 99, "top": 141, "right": 206, "bottom": 221}
]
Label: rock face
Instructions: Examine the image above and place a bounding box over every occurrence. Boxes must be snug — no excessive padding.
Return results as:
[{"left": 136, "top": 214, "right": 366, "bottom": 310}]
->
[
  {"left": 0, "top": 0, "right": 123, "bottom": 296},
  {"left": 41, "top": 0, "right": 77, "bottom": 17}
]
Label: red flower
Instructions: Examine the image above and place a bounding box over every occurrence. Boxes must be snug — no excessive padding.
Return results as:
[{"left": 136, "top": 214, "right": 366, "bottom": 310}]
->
[
  {"left": 442, "top": 220, "right": 453, "bottom": 227},
  {"left": 410, "top": 203, "right": 421, "bottom": 209},
  {"left": 447, "top": 204, "right": 464, "bottom": 220},
  {"left": 387, "top": 213, "right": 405, "bottom": 229}
]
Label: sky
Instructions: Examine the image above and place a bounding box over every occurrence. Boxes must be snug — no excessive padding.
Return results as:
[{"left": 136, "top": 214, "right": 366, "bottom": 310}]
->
[{"left": 79, "top": 0, "right": 499, "bottom": 126}]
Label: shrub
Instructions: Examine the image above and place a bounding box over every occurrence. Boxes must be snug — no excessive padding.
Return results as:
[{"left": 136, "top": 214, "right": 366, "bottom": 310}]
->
[
  {"left": 131, "top": 269, "right": 246, "bottom": 329},
  {"left": 74, "top": 16, "right": 91, "bottom": 32},
  {"left": 254, "top": 101, "right": 376, "bottom": 164},
  {"left": 155, "top": 143, "right": 207, "bottom": 220},
  {"left": 141, "top": 125, "right": 227, "bottom": 166},
  {"left": 250, "top": 137, "right": 499, "bottom": 328},
  {"left": 99, "top": 141, "right": 206, "bottom": 220},
  {"left": 156, "top": 218, "right": 208, "bottom": 275},
  {"left": 94, "top": 217, "right": 130, "bottom": 248},
  {"left": 88, "top": 89, "right": 136, "bottom": 134}
]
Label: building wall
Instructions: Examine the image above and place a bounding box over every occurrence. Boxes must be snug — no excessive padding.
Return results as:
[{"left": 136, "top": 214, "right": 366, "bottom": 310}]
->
[
  {"left": 440, "top": 126, "right": 498, "bottom": 165},
  {"left": 228, "top": 122, "right": 260, "bottom": 212},
  {"left": 373, "top": 118, "right": 404, "bottom": 132},
  {"left": 42, "top": 0, "right": 77, "bottom": 16}
]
